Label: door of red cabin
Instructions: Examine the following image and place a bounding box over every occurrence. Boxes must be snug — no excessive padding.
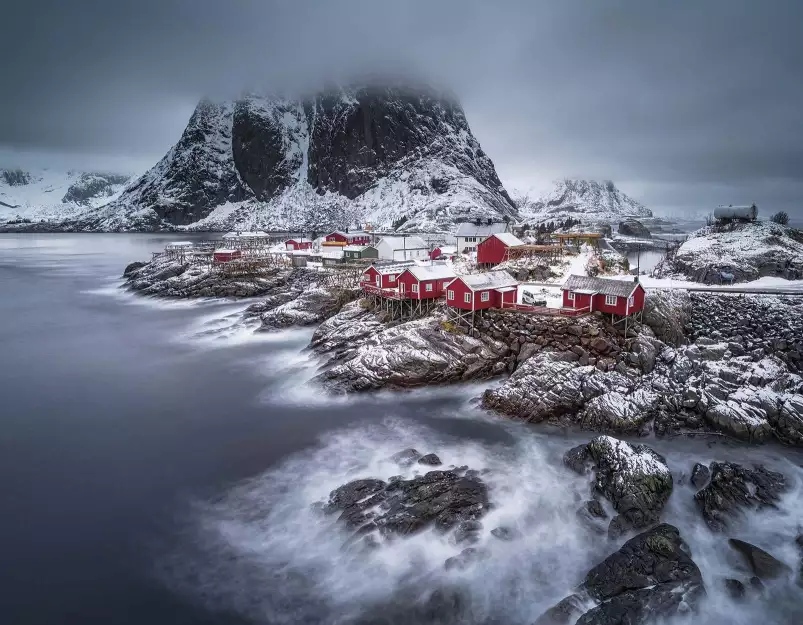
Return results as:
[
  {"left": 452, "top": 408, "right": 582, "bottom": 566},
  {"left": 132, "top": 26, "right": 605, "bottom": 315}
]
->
[
  {"left": 400, "top": 282, "right": 406, "bottom": 294},
  {"left": 375, "top": 275, "right": 380, "bottom": 286}
]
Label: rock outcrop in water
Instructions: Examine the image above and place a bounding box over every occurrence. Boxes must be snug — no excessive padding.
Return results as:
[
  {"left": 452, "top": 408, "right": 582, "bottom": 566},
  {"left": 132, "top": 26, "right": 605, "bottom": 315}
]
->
[
  {"left": 322, "top": 457, "right": 489, "bottom": 548},
  {"left": 565, "top": 436, "right": 673, "bottom": 537},
  {"left": 617, "top": 219, "right": 652, "bottom": 239},
  {"left": 537, "top": 524, "right": 705, "bottom": 625},
  {"left": 693, "top": 462, "right": 787, "bottom": 531}
]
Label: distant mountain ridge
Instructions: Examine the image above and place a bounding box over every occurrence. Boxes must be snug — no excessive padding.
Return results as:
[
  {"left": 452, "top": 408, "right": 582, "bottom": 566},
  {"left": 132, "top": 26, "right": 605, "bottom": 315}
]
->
[
  {"left": 65, "top": 85, "right": 518, "bottom": 232},
  {"left": 0, "top": 168, "right": 132, "bottom": 222},
  {"left": 517, "top": 179, "right": 652, "bottom": 223}
]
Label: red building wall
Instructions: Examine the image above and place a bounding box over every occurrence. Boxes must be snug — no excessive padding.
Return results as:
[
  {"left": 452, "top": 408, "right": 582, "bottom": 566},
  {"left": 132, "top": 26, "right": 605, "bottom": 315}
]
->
[
  {"left": 562, "top": 290, "right": 593, "bottom": 311},
  {"left": 562, "top": 284, "right": 645, "bottom": 315},
  {"left": 477, "top": 235, "right": 510, "bottom": 265},
  {"left": 214, "top": 250, "right": 242, "bottom": 263},
  {"left": 348, "top": 235, "right": 371, "bottom": 245},
  {"left": 446, "top": 278, "right": 501, "bottom": 310},
  {"left": 500, "top": 288, "right": 518, "bottom": 306},
  {"left": 325, "top": 232, "right": 348, "bottom": 243},
  {"left": 285, "top": 240, "right": 312, "bottom": 250}
]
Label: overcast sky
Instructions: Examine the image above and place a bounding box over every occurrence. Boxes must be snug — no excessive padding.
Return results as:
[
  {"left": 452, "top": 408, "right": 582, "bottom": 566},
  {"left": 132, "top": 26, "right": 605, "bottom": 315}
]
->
[{"left": 1, "top": 0, "right": 801, "bottom": 217}]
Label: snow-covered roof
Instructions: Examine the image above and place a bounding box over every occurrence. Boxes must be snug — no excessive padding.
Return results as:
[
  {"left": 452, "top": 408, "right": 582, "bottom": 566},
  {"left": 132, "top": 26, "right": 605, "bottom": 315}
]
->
[
  {"left": 215, "top": 248, "right": 238, "bottom": 253},
  {"left": 327, "top": 230, "right": 348, "bottom": 237},
  {"left": 450, "top": 270, "right": 517, "bottom": 291},
  {"left": 403, "top": 265, "right": 457, "bottom": 281},
  {"left": 168, "top": 241, "right": 194, "bottom": 246},
  {"left": 367, "top": 261, "right": 417, "bottom": 275},
  {"left": 562, "top": 274, "right": 640, "bottom": 298},
  {"left": 343, "top": 245, "right": 369, "bottom": 252},
  {"left": 455, "top": 222, "right": 508, "bottom": 237},
  {"left": 489, "top": 232, "right": 524, "bottom": 247},
  {"left": 495, "top": 286, "right": 518, "bottom": 293},
  {"left": 377, "top": 236, "right": 428, "bottom": 250},
  {"left": 223, "top": 231, "right": 269, "bottom": 238},
  {"left": 286, "top": 237, "right": 311, "bottom": 243},
  {"left": 436, "top": 245, "right": 457, "bottom": 253}
]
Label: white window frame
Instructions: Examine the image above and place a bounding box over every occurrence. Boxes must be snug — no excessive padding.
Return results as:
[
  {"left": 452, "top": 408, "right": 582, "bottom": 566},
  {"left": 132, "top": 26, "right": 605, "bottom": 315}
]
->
[
  {"left": 412, "top": 283, "right": 419, "bottom": 293},
  {"left": 567, "top": 291, "right": 575, "bottom": 301},
  {"left": 481, "top": 291, "right": 490, "bottom": 302},
  {"left": 389, "top": 274, "right": 396, "bottom": 282},
  {"left": 375, "top": 275, "right": 380, "bottom": 286},
  {"left": 464, "top": 292, "right": 471, "bottom": 304},
  {"left": 605, "top": 294, "right": 617, "bottom": 306},
  {"left": 425, "top": 283, "right": 433, "bottom": 292},
  {"left": 628, "top": 295, "right": 634, "bottom": 307},
  {"left": 447, "top": 290, "right": 454, "bottom": 300}
]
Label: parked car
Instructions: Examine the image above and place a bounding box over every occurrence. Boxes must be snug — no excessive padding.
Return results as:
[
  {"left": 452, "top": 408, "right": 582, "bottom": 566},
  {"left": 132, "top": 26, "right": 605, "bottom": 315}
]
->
[{"left": 521, "top": 290, "right": 547, "bottom": 307}]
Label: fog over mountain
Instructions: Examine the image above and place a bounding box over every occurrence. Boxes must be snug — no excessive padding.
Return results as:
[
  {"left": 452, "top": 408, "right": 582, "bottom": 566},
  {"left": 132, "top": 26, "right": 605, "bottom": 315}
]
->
[{"left": 1, "top": 0, "right": 802, "bottom": 218}]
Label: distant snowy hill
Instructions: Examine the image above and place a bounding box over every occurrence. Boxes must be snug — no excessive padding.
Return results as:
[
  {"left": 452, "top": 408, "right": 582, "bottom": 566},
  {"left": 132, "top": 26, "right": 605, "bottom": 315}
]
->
[
  {"left": 516, "top": 179, "right": 652, "bottom": 224},
  {"left": 654, "top": 220, "right": 803, "bottom": 283},
  {"left": 0, "top": 168, "right": 131, "bottom": 223},
  {"left": 67, "top": 86, "right": 518, "bottom": 233}
]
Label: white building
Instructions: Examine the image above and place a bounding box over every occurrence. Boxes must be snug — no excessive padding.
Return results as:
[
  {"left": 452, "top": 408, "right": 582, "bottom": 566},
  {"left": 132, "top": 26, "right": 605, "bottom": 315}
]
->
[
  {"left": 455, "top": 222, "right": 509, "bottom": 254},
  {"left": 374, "top": 236, "right": 429, "bottom": 261}
]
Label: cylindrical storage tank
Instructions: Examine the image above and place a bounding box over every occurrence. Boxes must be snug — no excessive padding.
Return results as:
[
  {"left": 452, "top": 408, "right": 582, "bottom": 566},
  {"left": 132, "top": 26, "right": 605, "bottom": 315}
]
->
[{"left": 713, "top": 204, "right": 757, "bottom": 220}]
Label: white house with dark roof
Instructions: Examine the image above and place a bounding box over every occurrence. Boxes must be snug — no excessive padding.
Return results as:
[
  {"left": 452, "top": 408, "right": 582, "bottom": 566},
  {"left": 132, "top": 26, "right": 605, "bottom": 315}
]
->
[{"left": 455, "top": 222, "right": 509, "bottom": 254}]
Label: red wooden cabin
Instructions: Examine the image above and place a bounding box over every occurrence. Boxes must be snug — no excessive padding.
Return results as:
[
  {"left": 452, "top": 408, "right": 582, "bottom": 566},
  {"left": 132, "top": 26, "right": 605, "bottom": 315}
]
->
[
  {"left": 285, "top": 238, "right": 313, "bottom": 251},
  {"left": 324, "top": 231, "right": 372, "bottom": 246},
  {"left": 360, "top": 262, "right": 415, "bottom": 290},
  {"left": 396, "top": 265, "right": 457, "bottom": 300},
  {"left": 445, "top": 271, "right": 519, "bottom": 311},
  {"left": 429, "top": 245, "right": 457, "bottom": 261},
  {"left": 213, "top": 249, "right": 242, "bottom": 263},
  {"left": 476, "top": 233, "right": 525, "bottom": 266},
  {"left": 561, "top": 275, "right": 646, "bottom": 316}
]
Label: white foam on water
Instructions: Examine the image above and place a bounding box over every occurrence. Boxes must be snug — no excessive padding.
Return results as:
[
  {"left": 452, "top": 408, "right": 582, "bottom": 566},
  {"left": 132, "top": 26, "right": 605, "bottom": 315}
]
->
[{"left": 160, "top": 417, "right": 803, "bottom": 625}]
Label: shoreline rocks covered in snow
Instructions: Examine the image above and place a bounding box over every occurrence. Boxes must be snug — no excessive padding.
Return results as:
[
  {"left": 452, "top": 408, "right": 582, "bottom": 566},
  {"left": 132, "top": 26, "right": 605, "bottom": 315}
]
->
[{"left": 655, "top": 221, "right": 803, "bottom": 284}]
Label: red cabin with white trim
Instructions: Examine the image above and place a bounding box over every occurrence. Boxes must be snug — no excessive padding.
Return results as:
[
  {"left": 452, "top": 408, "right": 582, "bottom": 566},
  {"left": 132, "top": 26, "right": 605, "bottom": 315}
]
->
[
  {"left": 213, "top": 249, "right": 242, "bottom": 263},
  {"left": 476, "top": 233, "right": 525, "bottom": 266},
  {"left": 360, "top": 262, "right": 415, "bottom": 290},
  {"left": 445, "top": 271, "right": 519, "bottom": 311},
  {"left": 430, "top": 245, "right": 457, "bottom": 261},
  {"left": 396, "top": 265, "right": 457, "bottom": 300},
  {"left": 561, "top": 275, "right": 646, "bottom": 315},
  {"left": 285, "top": 238, "right": 313, "bottom": 251}
]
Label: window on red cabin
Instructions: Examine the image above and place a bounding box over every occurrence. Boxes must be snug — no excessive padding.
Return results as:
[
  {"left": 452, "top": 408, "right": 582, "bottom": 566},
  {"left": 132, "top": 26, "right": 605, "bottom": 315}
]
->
[
  {"left": 464, "top": 292, "right": 471, "bottom": 303},
  {"left": 375, "top": 275, "right": 380, "bottom": 286},
  {"left": 628, "top": 295, "right": 634, "bottom": 307},
  {"left": 447, "top": 290, "right": 454, "bottom": 300},
  {"left": 412, "top": 283, "right": 419, "bottom": 293},
  {"left": 567, "top": 291, "right": 575, "bottom": 301},
  {"left": 389, "top": 275, "right": 396, "bottom": 282},
  {"left": 425, "top": 283, "right": 433, "bottom": 291},
  {"left": 605, "top": 294, "right": 617, "bottom": 306},
  {"left": 481, "top": 291, "right": 490, "bottom": 302}
]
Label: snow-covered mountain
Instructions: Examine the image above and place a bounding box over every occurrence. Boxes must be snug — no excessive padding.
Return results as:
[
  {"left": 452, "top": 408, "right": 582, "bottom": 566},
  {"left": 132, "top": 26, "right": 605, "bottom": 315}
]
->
[
  {"left": 517, "top": 179, "right": 652, "bottom": 224},
  {"left": 70, "top": 86, "right": 518, "bottom": 232},
  {"left": 0, "top": 168, "right": 131, "bottom": 223}
]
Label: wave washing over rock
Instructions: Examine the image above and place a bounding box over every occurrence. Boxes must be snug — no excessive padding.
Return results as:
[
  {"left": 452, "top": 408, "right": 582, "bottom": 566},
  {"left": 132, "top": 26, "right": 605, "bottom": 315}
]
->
[
  {"left": 37, "top": 85, "right": 518, "bottom": 233},
  {"left": 158, "top": 416, "right": 803, "bottom": 625}
]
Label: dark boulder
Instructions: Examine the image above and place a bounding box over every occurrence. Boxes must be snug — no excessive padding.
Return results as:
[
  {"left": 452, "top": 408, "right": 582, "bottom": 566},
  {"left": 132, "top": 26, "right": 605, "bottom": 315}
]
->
[
  {"left": 723, "top": 578, "right": 746, "bottom": 600},
  {"left": 418, "top": 453, "right": 442, "bottom": 466},
  {"left": 537, "top": 524, "right": 705, "bottom": 625},
  {"left": 565, "top": 436, "right": 673, "bottom": 535},
  {"left": 728, "top": 538, "right": 791, "bottom": 580},
  {"left": 122, "top": 261, "right": 147, "bottom": 277},
  {"left": 323, "top": 462, "right": 489, "bottom": 540},
  {"left": 390, "top": 448, "right": 422, "bottom": 466},
  {"left": 694, "top": 462, "right": 787, "bottom": 531},
  {"left": 690, "top": 462, "right": 710, "bottom": 489},
  {"left": 618, "top": 219, "right": 652, "bottom": 239}
]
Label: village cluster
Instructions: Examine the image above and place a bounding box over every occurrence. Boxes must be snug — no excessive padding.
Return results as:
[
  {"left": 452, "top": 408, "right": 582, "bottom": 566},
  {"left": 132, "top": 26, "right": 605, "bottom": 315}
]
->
[{"left": 161, "top": 221, "right": 646, "bottom": 331}]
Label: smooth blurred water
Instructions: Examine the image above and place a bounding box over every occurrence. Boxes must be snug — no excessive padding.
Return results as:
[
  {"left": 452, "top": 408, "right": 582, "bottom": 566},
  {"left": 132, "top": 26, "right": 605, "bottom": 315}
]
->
[{"left": 1, "top": 234, "right": 801, "bottom": 624}]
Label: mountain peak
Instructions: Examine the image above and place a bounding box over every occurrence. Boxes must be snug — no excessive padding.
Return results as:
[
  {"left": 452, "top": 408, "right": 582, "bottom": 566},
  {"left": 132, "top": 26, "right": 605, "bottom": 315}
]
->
[
  {"left": 518, "top": 179, "right": 652, "bottom": 222},
  {"left": 76, "top": 85, "right": 517, "bottom": 232}
]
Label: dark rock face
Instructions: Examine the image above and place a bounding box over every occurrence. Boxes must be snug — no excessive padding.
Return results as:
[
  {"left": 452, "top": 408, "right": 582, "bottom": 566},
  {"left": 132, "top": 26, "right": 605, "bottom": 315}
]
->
[
  {"left": 62, "top": 172, "right": 129, "bottom": 205},
  {"left": 231, "top": 98, "right": 303, "bottom": 201},
  {"left": 694, "top": 462, "right": 787, "bottom": 531},
  {"left": 538, "top": 524, "right": 705, "bottom": 625},
  {"left": 728, "top": 538, "right": 791, "bottom": 580},
  {"left": 96, "top": 85, "right": 517, "bottom": 231},
  {"left": 323, "top": 465, "right": 489, "bottom": 540},
  {"left": 0, "top": 168, "right": 31, "bottom": 186},
  {"left": 618, "top": 219, "right": 652, "bottom": 238},
  {"left": 565, "top": 437, "right": 673, "bottom": 536},
  {"left": 122, "top": 261, "right": 147, "bottom": 277},
  {"left": 690, "top": 462, "right": 710, "bottom": 489}
]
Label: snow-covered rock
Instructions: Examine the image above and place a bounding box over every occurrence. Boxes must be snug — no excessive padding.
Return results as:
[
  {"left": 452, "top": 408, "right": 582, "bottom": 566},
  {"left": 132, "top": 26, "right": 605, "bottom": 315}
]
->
[
  {"left": 655, "top": 221, "right": 803, "bottom": 283},
  {"left": 60, "top": 85, "right": 518, "bottom": 233},
  {"left": 0, "top": 168, "right": 131, "bottom": 224},
  {"left": 517, "top": 179, "right": 652, "bottom": 225},
  {"left": 315, "top": 314, "right": 510, "bottom": 393},
  {"left": 565, "top": 436, "right": 673, "bottom": 536}
]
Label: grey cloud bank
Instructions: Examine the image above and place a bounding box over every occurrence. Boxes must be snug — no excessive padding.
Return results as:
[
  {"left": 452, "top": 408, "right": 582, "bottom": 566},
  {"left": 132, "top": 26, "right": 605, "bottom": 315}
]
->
[{"left": 1, "top": 0, "right": 801, "bottom": 217}]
